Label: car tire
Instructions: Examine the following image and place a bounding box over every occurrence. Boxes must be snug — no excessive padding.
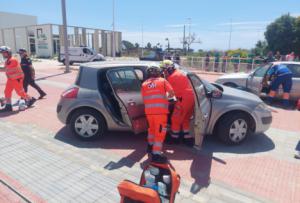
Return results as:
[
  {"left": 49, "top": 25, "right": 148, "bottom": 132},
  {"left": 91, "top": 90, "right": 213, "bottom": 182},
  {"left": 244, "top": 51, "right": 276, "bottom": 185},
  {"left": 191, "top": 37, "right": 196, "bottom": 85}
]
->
[
  {"left": 69, "top": 109, "right": 106, "bottom": 141},
  {"left": 216, "top": 112, "right": 250, "bottom": 145}
]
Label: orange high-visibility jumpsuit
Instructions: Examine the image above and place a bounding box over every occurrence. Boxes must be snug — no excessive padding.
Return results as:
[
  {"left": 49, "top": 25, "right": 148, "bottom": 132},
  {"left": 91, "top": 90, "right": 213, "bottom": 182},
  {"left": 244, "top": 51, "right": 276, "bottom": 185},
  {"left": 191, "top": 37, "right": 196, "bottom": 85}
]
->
[
  {"left": 4, "top": 57, "right": 29, "bottom": 101},
  {"left": 141, "top": 77, "right": 174, "bottom": 154},
  {"left": 167, "top": 69, "right": 195, "bottom": 139}
]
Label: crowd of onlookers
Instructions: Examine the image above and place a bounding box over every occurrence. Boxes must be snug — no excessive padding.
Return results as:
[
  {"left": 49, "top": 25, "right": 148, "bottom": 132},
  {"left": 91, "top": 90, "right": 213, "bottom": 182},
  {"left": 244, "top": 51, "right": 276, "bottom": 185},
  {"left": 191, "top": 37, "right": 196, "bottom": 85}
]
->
[{"left": 181, "top": 51, "right": 300, "bottom": 73}]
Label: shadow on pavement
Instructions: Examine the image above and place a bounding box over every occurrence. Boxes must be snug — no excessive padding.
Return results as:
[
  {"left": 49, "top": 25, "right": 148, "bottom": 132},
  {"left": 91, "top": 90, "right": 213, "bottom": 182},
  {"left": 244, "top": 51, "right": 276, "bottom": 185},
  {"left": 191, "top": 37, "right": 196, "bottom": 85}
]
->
[
  {"left": 0, "top": 110, "right": 19, "bottom": 117},
  {"left": 35, "top": 72, "right": 69, "bottom": 81},
  {"left": 54, "top": 127, "right": 275, "bottom": 194}
]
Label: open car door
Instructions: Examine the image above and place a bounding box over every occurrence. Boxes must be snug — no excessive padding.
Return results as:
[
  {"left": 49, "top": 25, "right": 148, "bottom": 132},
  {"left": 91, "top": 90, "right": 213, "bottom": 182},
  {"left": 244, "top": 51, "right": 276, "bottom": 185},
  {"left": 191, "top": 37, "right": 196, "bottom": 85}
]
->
[
  {"left": 187, "top": 73, "right": 212, "bottom": 149},
  {"left": 247, "top": 64, "right": 272, "bottom": 95},
  {"left": 107, "top": 67, "right": 148, "bottom": 134}
]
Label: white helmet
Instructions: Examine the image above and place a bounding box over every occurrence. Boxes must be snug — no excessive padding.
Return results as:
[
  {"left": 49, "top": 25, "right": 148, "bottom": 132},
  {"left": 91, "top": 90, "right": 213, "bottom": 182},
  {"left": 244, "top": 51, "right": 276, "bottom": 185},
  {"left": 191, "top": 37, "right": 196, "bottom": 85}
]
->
[{"left": 0, "top": 46, "right": 12, "bottom": 54}]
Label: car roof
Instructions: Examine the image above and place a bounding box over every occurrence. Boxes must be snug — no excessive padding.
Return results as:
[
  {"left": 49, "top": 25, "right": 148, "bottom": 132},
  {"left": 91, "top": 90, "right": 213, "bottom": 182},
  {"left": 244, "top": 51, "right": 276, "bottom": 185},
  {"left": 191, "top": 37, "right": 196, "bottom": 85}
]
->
[
  {"left": 272, "top": 61, "right": 300, "bottom": 65},
  {"left": 81, "top": 60, "right": 161, "bottom": 69}
]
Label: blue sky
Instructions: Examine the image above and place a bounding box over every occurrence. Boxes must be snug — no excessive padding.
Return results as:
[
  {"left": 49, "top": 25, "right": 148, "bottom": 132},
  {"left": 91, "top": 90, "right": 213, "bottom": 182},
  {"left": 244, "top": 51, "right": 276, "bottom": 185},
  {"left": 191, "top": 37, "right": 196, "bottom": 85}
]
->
[{"left": 1, "top": 0, "right": 299, "bottom": 50}]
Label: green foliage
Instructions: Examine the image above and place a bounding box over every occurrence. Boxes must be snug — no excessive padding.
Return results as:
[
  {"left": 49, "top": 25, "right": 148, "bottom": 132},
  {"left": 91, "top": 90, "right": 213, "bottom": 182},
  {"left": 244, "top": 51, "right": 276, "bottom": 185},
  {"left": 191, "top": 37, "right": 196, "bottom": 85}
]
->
[
  {"left": 146, "top": 42, "right": 152, "bottom": 49},
  {"left": 252, "top": 40, "right": 268, "bottom": 56},
  {"left": 122, "top": 40, "right": 135, "bottom": 50},
  {"left": 227, "top": 49, "right": 249, "bottom": 58},
  {"left": 265, "top": 14, "right": 297, "bottom": 55}
]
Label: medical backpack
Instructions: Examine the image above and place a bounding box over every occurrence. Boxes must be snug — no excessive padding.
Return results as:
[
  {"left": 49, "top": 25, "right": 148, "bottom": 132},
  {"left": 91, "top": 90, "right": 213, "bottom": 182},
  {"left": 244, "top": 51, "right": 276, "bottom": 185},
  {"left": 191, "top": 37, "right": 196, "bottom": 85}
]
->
[{"left": 117, "top": 161, "right": 180, "bottom": 203}]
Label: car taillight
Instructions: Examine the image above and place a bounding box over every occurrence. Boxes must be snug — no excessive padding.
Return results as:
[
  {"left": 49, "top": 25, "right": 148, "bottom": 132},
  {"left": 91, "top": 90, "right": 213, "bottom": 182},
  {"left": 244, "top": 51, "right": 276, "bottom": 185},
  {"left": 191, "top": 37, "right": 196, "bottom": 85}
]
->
[{"left": 61, "top": 87, "right": 79, "bottom": 99}]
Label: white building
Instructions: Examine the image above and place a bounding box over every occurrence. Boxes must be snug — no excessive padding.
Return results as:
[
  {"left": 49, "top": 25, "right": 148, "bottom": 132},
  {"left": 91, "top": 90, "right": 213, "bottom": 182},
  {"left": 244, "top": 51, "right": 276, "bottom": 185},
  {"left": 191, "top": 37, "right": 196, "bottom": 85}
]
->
[
  {"left": 0, "top": 11, "right": 37, "bottom": 29},
  {"left": 0, "top": 12, "right": 122, "bottom": 57}
]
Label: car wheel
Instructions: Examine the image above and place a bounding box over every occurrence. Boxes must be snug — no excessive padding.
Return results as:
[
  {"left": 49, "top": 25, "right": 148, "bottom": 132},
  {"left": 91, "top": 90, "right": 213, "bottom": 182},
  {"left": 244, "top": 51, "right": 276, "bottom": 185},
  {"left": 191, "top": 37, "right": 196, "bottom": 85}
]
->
[
  {"left": 223, "top": 82, "right": 238, "bottom": 88},
  {"left": 216, "top": 113, "right": 250, "bottom": 145},
  {"left": 69, "top": 109, "right": 106, "bottom": 140}
]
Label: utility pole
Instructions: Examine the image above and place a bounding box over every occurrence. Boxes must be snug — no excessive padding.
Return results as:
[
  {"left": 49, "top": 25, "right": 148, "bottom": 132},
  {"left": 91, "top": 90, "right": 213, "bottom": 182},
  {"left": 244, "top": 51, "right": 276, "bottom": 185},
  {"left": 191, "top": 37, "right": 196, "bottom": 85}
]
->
[
  {"left": 165, "top": 38, "right": 170, "bottom": 52},
  {"left": 187, "top": 18, "right": 191, "bottom": 52},
  {"left": 61, "top": 0, "right": 70, "bottom": 73},
  {"left": 141, "top": 24, "right": 144, "bottom": 57},
  {"left": 228, "top": 18, "right": 232, "bottom": 51},
  {"left": 183, "top": 24, "right": 186, "bottom": 55},
  {"left": 112, "top": 0, "right": 116, "bottom": 59}
]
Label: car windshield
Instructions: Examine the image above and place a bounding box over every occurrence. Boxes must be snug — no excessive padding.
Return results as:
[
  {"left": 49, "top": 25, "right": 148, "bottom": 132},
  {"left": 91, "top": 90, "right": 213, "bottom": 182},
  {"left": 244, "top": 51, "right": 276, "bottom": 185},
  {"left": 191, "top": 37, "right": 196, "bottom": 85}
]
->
[{"left": 253, "top": 64, "right": 271, "bottom": 77}]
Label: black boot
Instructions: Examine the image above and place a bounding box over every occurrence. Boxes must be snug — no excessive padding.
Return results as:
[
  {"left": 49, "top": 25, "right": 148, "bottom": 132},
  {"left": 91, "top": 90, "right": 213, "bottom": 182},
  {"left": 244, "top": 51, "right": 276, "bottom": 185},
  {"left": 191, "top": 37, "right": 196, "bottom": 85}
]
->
[
  {"left": 0, "top": 104, "right": 13, "bottom": 112},
  {"left": 146, "top": 144, "right": 153, "bottom": 154},
  {"left": 183, "top": 138, "right": 194, "bottom": 147},
  {"left": 151, "top": 153, "right": 168, "bottom": 164},
  {"left": 26, "top": 97, "right": 37, "bottom": 107},
  {"left": 38, "top": 92, "right": 47, "bottom": 99}
]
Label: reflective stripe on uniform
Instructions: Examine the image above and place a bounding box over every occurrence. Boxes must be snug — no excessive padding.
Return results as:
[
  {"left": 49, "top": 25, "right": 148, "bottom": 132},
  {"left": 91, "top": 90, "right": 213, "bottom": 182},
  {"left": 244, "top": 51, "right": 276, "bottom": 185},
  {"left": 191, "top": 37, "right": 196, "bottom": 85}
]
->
[
  {"left": 148, "top": 134, "right": 154, "bottom": 139},
  {"left": 153, "top": 142, "right": 163, "bottom": 148},
  {"left": 145, "top": 103, "right": 168, "bottom": 109},
  {"left": 143, "top": 94, "right": 167, "bottom": 100},
  {"left": 184, "top": 134, "right": 193, "bottom": 139},
  {"left": 161, "top": 127, "right": 168, "bottom": 132}
]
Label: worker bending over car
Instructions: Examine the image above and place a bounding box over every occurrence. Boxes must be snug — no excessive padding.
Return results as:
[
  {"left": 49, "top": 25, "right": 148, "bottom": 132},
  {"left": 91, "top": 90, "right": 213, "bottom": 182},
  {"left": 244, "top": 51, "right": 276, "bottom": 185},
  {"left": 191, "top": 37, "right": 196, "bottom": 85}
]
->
[
  {"left": 160, "top": 60, "right": 195, "bottom": 146},
  {"left": 141, "top": 65, "right": 175, "bottom": 162},
  {"left": 263, "top": 64, "right": 293, "bottom": 107}
]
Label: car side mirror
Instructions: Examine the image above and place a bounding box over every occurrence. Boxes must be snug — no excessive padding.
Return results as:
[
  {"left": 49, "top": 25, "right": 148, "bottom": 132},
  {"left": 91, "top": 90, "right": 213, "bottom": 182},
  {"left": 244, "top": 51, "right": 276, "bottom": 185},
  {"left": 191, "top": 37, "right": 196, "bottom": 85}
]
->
[{"left": 207, "top": 90, "right": 222, "bottom": 99}]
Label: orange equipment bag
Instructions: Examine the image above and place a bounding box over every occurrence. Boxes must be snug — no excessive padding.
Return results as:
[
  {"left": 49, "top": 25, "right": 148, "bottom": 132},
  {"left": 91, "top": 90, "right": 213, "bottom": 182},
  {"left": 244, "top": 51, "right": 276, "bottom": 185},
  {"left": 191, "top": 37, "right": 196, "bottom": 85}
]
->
[{"left": 117, "top": 162, "right": 181, "bottom": 203}]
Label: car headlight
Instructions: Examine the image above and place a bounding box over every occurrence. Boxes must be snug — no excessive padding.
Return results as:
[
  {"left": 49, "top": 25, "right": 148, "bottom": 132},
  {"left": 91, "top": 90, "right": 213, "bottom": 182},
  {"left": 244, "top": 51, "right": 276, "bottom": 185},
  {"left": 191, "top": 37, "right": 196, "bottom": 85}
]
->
[{"left": 255, "top": 103, "right": 269, "bottom": 111}]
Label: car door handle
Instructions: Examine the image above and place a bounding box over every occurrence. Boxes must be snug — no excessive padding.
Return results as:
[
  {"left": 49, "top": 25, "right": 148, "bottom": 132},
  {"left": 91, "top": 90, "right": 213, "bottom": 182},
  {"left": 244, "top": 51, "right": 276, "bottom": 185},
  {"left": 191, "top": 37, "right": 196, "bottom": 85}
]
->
[{"left": 202, "top": 113, "right": 209, "bottom": 120}]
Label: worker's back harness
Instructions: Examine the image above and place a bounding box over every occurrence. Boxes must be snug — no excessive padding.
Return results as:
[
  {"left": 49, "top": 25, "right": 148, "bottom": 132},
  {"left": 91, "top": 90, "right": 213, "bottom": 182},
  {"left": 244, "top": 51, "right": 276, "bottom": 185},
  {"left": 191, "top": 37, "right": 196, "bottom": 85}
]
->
[{"left": 118, "top": 161, "right": 180, "bottom": 203}]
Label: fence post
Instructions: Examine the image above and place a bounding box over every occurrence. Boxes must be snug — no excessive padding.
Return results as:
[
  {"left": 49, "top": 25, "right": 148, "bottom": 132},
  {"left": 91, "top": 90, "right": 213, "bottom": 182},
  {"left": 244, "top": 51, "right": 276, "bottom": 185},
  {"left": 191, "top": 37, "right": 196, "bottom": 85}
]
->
[
  {"left": 191, "top": 57, "right": 194, "bottom": 68},
  {"left": 251, "top": 58, "right": 254, "bottom": 70},
  {"left": 212, "top": 57, "right": 215, "bottom": 72},
  {"left": 201, "top": 57, "right": 204, "bottom": 71},
  {"left": 238, "top": 57, "right": 241, "bottom": 72}
]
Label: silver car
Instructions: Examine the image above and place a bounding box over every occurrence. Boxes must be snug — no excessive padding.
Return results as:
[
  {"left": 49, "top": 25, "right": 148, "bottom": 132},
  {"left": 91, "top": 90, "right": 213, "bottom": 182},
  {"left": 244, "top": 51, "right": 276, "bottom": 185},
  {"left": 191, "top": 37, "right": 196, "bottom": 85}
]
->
[
  {"left": 57, "top": 61, "right": 272, "bottom": 145},
  {"left": 216, "top": 61, "right": 300, "bottom": 101}
]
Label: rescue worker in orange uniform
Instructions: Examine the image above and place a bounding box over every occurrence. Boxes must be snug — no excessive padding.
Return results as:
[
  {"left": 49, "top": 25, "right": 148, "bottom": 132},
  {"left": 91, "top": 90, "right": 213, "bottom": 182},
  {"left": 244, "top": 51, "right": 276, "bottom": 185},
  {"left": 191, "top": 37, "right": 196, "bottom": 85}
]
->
[
  {"left": 0, "top": 46, "right": 36, "bottom": 112},
  {"left": 141, "top": 65, "right": 175, "bottom": 161},
  {"left": 160, "top": 60, "right": 195, "bottom": 146}
]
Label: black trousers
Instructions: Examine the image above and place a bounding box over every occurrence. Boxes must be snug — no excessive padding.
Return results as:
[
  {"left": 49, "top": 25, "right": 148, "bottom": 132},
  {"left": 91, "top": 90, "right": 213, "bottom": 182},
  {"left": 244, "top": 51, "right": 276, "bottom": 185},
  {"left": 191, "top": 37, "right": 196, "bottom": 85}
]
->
[{"left": 23, "top": 77, "right": 45, "bottom": 95}]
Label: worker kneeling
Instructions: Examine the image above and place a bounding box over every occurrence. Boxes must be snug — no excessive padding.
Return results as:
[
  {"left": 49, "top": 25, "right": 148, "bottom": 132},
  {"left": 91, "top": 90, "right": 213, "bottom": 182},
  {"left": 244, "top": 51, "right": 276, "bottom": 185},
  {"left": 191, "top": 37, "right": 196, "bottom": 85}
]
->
[
  {"left": 141, "top": 65, "right": 175, "bottom": 161},
  {"left": 160, "top": 60, "right": 195, "bottom": 146},
  {"left": 0, "top": 46, "right": 36, "bottom": 112},
  {"left": 264, "top": 64, "right": 293, "bottom": 107}
]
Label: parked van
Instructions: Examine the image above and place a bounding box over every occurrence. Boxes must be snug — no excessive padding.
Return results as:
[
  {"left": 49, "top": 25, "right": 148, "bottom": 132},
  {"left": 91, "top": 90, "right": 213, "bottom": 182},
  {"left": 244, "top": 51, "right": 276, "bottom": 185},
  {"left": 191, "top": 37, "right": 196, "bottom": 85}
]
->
[{"left": 59, "top": 47, "right": 105, "bottom": 65}]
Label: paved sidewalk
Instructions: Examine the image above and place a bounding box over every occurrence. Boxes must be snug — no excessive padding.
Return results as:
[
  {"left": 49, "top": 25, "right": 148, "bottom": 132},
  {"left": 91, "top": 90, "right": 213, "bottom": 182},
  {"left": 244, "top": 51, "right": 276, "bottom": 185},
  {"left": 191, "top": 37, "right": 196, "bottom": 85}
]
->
[{"left": 0, "top": 130, "right": 119, "bottom": 202}]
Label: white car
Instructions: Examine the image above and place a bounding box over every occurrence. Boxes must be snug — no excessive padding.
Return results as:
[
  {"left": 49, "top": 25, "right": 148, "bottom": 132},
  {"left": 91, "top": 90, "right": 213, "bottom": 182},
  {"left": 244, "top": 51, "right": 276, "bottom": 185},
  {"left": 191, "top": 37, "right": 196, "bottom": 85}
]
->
[
  {"left": 59, "top": 47, "right": 105, "bottom": 65},
  {"left": 216, "top": 61, "right": 300, "bottom": 101}
]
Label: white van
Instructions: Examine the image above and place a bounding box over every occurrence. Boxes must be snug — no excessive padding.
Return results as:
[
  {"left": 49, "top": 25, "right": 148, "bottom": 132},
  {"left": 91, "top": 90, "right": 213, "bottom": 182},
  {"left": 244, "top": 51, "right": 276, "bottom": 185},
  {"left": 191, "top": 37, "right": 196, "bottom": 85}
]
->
[{"left": 59, "top": 47, "right": 105, "bottom": 65}]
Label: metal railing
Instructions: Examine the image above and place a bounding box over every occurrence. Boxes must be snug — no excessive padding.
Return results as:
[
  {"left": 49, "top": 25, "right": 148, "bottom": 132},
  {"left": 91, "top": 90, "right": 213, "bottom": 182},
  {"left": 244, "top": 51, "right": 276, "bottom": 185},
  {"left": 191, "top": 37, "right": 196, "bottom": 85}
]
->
[{"left": 181, "top": 57, "right": 265, "bottom": 73}]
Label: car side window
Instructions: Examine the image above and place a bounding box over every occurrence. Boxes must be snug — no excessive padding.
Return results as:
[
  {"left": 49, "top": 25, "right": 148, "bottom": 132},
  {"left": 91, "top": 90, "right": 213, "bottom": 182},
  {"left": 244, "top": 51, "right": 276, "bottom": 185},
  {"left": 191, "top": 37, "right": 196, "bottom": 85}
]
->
[
  {"left": 189, "top": 74, "right": 206, "bottom": 97},
  {"left": 254, "top": 64, "right": 271, "bottom": 77},
  {"left": 134, "top": 68, "right": 144, "bottom": 81},
  {"left": 287, "top": 64, "right": 300, "bottom": 78},
  {"left": 108, "top": 68, "right": 141, "bottom": 92},
  {"left": 83, "top": 48, "right": 91, "bottom": 55}
]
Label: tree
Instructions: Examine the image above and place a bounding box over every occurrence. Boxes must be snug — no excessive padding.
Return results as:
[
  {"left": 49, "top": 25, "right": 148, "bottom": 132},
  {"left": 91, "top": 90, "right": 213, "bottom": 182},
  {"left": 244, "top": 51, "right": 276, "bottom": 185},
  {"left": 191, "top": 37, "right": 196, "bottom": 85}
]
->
[
  {"left": 134, "top": 43, "right": 140, "bottom": 48},
  {"left": 265, "top": 14, "right": 296, "bottom": 55},
  {"left": 122, "top": 40, "right": 134, "bottom": 50},
  {"left": 252, "top": 40, "right": 268, "bottom": 56},
  {"left": 180, "top": 33, "right": 201, "bottom": 54},
  {"left": 146, "top": 42, "right": 152, "bottom": 49},
  {"left": 295, "top": 17, "right": 300, "bottom": 54}
]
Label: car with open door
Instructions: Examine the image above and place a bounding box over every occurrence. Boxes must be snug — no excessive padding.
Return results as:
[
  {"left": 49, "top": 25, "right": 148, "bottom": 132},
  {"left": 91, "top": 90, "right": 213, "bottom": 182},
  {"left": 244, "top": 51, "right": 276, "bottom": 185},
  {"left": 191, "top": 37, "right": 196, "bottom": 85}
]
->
[
  {"left": 57, "top": 61, "right": 272, "bottom": 145},
  {"left": 216, "top": 61, "right": 300, "bottom": 101}
]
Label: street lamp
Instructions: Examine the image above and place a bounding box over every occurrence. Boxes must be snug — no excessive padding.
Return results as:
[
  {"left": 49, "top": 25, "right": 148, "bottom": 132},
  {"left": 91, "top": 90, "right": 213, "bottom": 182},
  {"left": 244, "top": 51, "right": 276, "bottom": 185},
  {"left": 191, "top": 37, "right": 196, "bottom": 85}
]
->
[
  {"left": 61, "top": 0, "right": 70, "bottom": 73},
  {"left": 165, "top": 38, "right": 170, "bottom": 52}
]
